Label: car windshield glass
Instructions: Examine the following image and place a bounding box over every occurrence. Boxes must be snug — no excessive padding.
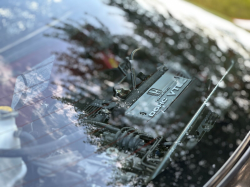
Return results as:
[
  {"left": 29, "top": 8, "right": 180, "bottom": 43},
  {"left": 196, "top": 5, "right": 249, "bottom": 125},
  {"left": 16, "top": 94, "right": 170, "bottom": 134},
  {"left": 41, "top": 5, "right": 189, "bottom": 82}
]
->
[{"left": 0, "top": 0, "right": 250, "bottom": 187}]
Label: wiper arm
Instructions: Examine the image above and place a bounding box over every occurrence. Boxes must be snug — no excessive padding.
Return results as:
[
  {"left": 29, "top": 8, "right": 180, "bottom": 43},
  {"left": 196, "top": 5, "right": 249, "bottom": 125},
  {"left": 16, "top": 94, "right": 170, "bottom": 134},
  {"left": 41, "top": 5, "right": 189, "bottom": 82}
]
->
[{"left": 149, "top": 60, "right": 235, "bottom": 181}]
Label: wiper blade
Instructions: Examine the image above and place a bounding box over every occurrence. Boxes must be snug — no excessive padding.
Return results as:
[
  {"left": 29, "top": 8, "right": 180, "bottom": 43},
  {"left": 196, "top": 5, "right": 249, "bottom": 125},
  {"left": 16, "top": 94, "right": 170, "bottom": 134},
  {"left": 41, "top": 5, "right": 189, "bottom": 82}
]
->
[{"left": 149, "top": 60, "right": 235, "bottom": 181}]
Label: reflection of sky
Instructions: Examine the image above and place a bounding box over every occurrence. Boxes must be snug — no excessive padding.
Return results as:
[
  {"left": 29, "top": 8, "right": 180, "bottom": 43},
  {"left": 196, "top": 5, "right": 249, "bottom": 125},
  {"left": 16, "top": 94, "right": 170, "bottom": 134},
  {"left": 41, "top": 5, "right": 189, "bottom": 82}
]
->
[
  {"left": 0, "top": 0, "right": 133, "bottom": 49},
  {"left": 0, "top": 0, "right": 68, "bottom": 47},
  {"left": 77, "top": 0, "right": 134, "bottom": 35},
  {"left": 1, "top": 0, "right": 249, "bottom": 57}
]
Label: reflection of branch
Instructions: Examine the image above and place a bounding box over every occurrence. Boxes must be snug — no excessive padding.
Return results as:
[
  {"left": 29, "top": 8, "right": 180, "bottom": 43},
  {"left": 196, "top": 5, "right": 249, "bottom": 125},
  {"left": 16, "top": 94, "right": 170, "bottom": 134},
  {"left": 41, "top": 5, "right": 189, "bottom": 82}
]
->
[
  {"left": 43, "top": 0, "right": 249, "bottom": 186},
  {"left": 51, "top": 79, "right": 97, "bottom": 103}
]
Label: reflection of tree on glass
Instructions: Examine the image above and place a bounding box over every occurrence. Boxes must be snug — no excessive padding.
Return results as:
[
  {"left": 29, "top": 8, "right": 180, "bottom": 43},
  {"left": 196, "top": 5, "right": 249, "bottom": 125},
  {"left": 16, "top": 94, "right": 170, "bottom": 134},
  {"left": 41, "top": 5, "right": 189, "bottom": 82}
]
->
[{"left": 45, "top": 0, "right": 250, "bottom": 186}]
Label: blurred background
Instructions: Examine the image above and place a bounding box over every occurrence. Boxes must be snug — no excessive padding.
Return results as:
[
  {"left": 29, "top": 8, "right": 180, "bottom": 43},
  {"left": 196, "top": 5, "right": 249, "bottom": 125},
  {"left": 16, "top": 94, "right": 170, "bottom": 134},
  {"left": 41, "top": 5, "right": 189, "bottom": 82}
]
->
[
  {"left": 187, "top": 0, "right": 250, "bottom": 19},
  {"left": 187, "top": 0, "right": 250, "bottom": 30}
]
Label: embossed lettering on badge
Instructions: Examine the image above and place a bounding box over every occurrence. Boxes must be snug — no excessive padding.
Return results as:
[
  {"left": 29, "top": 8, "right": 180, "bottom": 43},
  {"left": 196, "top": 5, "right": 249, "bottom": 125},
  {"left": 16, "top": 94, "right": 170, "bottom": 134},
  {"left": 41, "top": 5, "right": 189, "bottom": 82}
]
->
[{"left": 147, "top": 88, "right": 162, "bottom": 96}]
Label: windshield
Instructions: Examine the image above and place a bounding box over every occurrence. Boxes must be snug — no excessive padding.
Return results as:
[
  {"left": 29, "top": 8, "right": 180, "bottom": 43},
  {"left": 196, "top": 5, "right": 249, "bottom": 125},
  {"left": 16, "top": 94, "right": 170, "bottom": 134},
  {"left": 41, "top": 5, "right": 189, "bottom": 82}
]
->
[{"left": 0, "top": 0, "right": 250, "bottom": 187}]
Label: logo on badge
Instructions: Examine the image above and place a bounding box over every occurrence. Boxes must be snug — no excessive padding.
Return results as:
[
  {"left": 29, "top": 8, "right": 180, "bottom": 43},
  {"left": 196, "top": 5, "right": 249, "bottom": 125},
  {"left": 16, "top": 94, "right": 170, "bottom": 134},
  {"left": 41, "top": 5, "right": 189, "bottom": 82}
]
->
[{"left": 147, "top": 88, "right": 162, "bottom": 96}]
